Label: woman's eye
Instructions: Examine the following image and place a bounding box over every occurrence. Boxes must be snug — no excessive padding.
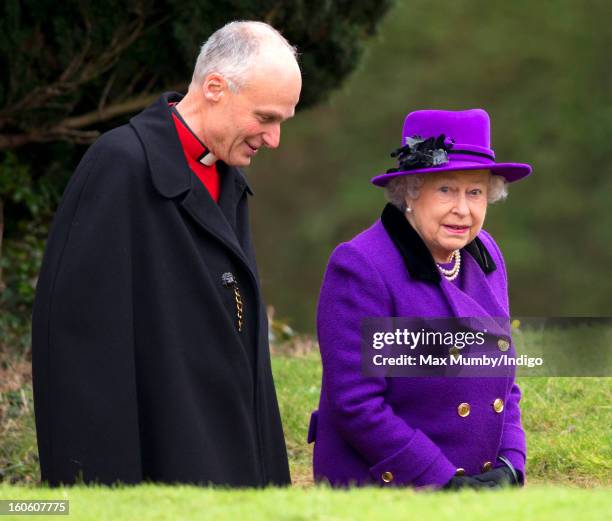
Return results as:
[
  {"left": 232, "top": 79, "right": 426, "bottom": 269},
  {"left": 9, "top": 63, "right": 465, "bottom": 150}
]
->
[
  {"left": 439, "top": 186, "right": 449, "bottom": 193},
  {"left": 470, "top": 189, "right": 482, "bottom": 196}
]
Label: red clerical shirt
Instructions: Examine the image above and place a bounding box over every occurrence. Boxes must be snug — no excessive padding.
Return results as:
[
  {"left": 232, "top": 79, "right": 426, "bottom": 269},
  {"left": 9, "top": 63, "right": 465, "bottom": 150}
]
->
[{"left": 169, "top": 103, "right": 220, "bottom": 202}]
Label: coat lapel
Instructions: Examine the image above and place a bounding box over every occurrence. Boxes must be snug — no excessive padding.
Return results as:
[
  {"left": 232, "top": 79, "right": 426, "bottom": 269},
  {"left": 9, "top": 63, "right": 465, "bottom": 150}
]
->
[
  {"left": 130, "top": 91, "right": 257, "bottom": 281},
  {"left": 178, "top": 171, "right": 254, "bottom": 275},
  {"left": 441, "top": 253, "right": 507, "bottom": 319},
  {"left": 439, "top": 272, "right": 509, "bottom": 337},
  {"left": 217, "top": 161, "right": 253, "bottom": 233},
  {"left": 381, "top": 203, "right": 509, "bottom": 336}
]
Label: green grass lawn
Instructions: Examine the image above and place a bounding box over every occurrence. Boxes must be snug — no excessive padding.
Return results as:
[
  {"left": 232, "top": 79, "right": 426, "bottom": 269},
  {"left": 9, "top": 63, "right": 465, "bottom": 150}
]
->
[
  {"left": 0, "top": 483, "right": 610, "bottom": 520},
  {"left": 1, "top": 338, "right": 611, "bottom": 519}
]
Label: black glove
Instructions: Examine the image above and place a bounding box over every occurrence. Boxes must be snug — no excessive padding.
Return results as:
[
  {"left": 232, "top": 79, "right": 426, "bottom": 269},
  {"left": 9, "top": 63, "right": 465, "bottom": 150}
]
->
[
  {"left": 470, "top": 465, "right": 517, "bottom": 487},
  {"left": 442, "top": 475, "right": 498, "bottom": 490},
  {"left": 443, "top": 457, "right": 521, "bottom": 490},
  {"left": 482, "top": 455, "right": 523, "bottom": 486}
]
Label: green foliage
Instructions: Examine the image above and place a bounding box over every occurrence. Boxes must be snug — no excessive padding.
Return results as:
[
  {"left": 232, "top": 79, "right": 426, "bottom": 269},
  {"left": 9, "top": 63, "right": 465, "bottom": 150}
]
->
[
  {"left": 0, "top": 153, "right": 31, "bottom": 207},
  {"left": 0, "top": 0, "right": 393, "bottom": 127},
  {"left": 0, "top": 385, "right": 38, "bottom": 484},
  {"left": 1, "top": 222, "right": 47, "bottom": 311},
  {"left": 0, "top": 152, "right": 62, "bottom": 321},
  {"left": 0, "top": 151, "right": 62, "bottom": 220}
]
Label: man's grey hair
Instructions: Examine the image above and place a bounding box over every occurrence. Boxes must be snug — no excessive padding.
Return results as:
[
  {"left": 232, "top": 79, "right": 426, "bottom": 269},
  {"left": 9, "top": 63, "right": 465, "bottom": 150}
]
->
[
  {"left": 191, "top": 21, "right": 298, "bottom": 92},
  {"left": 385, "top": 172, "right": 508, "bottom": 211}
]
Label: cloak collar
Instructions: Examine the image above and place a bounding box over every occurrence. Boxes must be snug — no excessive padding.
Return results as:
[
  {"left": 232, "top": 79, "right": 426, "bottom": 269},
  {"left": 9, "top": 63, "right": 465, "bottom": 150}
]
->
[
  {"left": 129, "top": 91, "right": 253, "bottom": 199},
  {"left": 381, "top": 203, "right": 496, "bottom": 284},
  {"left": 169, "top": 104, "right": 216, "bottom": 166},
  {"left": 129, "top": 91, "right": 258, "bottom": 283}
]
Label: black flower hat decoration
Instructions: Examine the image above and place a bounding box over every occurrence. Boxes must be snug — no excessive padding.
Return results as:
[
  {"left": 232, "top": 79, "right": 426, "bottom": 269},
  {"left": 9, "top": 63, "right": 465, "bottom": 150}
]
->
[{"left": 386, "top": 134, "right": 454, "bottom": 174}]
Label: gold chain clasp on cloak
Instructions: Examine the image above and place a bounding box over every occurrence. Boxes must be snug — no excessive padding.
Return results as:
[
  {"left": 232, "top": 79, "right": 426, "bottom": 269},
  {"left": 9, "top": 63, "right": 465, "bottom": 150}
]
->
[{"left": 221, "top": 272, "right": 243, "bottom": 332}]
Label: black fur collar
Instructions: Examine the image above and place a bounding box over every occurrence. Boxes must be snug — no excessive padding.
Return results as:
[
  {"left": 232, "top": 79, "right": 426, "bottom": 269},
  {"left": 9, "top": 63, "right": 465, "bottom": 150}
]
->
[{"left": 381, "top": 203, "right": 496, "bottom": 284}]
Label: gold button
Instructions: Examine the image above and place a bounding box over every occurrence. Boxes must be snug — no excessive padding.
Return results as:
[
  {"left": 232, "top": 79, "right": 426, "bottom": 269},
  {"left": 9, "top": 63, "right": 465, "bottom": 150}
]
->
[
  {"left": 497, "top": 338, "right": 510, "bottom": 351},
  {"left": 493, "top": 398, "right": 504, "bottom": 413},
  {"left": 482, "top": 461, "right": 493, "bottom": 472},
  {"left": 455, "top": 468, "right": 466, "bottom": 476},
  {"left": 457, "top": 402, "right": 471, "bottom": 417},
  {"left": 449, "top": 346, "right": 461, "bottom": 357},
  {"left": 381, "top": 471, "right": 394, "bottom": 483}
]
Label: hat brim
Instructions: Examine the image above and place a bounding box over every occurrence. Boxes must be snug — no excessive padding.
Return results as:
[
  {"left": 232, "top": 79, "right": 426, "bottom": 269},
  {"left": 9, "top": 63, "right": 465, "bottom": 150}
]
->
[{"left": 370, "top": 160, "right": 532, "bottom": 186}]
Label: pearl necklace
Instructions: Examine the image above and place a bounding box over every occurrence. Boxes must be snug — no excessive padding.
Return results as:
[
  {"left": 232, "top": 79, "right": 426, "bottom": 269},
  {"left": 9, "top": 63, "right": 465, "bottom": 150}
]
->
[{"left": 437, "top": 250, "right": 461, "bottom": 281}]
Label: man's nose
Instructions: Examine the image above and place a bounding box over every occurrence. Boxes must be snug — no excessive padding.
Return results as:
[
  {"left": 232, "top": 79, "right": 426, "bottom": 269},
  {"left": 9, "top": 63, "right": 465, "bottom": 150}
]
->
[{"left": 263, "top": 124, "right": 281, "bottom": 149}]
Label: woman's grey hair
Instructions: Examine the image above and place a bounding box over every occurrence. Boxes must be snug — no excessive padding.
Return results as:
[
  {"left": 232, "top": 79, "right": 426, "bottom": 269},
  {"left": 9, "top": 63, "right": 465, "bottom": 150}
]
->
[
  {"left": 191, "top": 21, "right": 298, "bottom": 92},
  {"left": 385, "top": 172, "right": 508, "bottom": 211}
]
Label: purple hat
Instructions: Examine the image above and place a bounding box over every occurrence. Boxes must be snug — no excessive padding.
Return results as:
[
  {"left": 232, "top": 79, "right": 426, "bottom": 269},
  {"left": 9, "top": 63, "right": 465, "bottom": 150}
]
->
[{"left": 371, "top": 109, "right": 532, "bottom": 186}]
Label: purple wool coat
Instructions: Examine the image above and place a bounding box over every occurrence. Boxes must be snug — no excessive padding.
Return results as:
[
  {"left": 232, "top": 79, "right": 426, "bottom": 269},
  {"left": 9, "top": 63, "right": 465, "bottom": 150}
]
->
[{"left": 309, "top": 204, "right": 526, "bottom": 488}]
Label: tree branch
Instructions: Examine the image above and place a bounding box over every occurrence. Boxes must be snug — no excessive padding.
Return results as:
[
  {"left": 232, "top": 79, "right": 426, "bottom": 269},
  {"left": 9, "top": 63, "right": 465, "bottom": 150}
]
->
[
  {"left": 63, "top": 85, "right": 186, "bottom": 128},
  {"left": 98, "top": 70, "right": 118, "bottom": 113},
  {"left": 0, "top": 11, "right": 146, "bottom": 119},
  {"left": 0, "top": 84, "right": 187, "bottom": 150}
]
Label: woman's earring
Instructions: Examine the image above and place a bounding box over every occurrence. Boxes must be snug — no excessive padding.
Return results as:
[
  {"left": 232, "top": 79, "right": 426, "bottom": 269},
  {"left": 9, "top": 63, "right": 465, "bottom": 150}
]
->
[{"left": 405, "top": 206, "right": 412, "bottom": 213}]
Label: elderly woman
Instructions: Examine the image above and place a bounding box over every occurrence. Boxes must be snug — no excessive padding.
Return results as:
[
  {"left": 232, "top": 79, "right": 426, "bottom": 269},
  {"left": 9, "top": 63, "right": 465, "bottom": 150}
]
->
[{"left": 308, "top": 109, "right": 530, "bottom": 490}]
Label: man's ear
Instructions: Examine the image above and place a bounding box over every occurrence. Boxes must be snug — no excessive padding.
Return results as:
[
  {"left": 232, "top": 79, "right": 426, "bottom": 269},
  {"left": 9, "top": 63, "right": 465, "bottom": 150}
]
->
[{"left": 202, "top": 73, "right": 227, "bottom": 102}]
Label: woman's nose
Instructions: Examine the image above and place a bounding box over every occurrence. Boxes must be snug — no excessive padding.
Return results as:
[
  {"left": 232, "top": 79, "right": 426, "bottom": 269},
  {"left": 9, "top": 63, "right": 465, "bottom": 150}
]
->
[{"left": 452, "top": 194, "right": 470, "bottom": 215}]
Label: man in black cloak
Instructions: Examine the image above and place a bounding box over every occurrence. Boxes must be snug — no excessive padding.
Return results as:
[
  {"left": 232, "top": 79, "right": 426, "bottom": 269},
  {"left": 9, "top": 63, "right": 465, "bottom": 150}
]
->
[{"left": 32, "top": 20, "right": 301, "bottom": 487}]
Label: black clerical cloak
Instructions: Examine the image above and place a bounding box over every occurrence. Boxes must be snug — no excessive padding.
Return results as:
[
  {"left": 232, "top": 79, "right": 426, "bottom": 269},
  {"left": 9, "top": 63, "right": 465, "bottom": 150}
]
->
[{"left": 31, "top": 92, "right": 291, "bottom": 487}]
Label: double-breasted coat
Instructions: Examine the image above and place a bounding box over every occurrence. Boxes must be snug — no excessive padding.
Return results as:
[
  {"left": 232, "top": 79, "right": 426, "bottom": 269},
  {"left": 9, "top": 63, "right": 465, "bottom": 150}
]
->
[
  {"left": 32, "top": 92, "right": 291, "bottom": 487},
  {"left": 309, "top": 203, "right": 526, "bottom": 488}
]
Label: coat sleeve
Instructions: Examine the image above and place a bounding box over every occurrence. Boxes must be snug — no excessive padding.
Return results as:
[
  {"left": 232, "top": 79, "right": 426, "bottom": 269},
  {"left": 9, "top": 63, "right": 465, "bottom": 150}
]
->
[
  {"left": 32, "top": 130, "right": 143, "bottom": 486},
  {"left": 479, "top": 230, "right": 527, "bottom": 481},
  {"left": 317, "top": 242, "right": 457, "bottom": 488},
  {"left": 495, "top": 382, "right": 527, "bottom": 482}
]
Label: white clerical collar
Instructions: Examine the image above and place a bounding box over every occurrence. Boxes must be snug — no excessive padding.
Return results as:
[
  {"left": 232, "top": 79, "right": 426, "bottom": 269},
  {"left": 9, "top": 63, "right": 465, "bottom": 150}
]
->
[{"left": 199, "top": 152, "right": 217, "bottom": 166}]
